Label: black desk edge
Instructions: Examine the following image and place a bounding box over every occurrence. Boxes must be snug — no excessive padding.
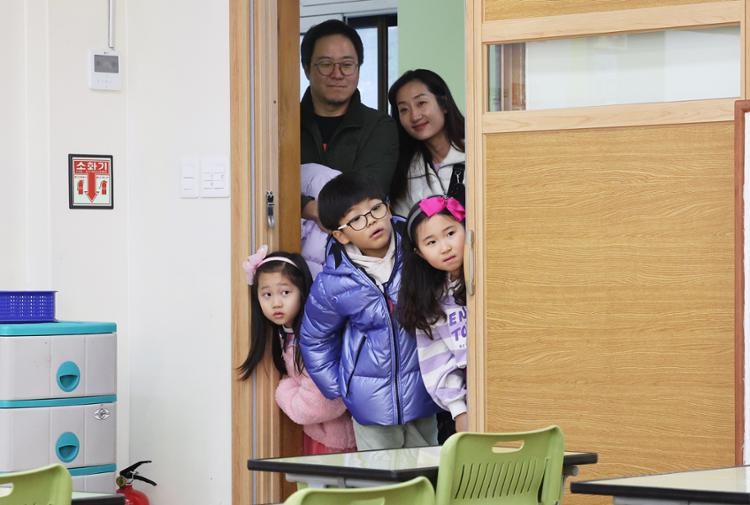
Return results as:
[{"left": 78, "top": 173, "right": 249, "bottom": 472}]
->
[
  {"left": 247, "top": 451, "right": 598, "bottom": 484},
  {"left": 571, "top": 481, "right": 750, "bottom": 504},
  {"left": 247, "top": 459, "right": 439, "bottom": 483},
  {"left": 73, "top": 494, "right": 125, "bottom": 505}
]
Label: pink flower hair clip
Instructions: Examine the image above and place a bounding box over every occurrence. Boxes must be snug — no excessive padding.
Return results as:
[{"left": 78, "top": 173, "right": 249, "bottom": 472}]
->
[
  {"left": 242, "top": 245, "right": 301, "bottom": 285},
  {"left": 242, "top": 244, "right": 269, "bottom": 285}
]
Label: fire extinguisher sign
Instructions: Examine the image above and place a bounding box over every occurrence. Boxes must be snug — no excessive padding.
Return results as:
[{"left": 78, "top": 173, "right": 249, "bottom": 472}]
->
[{"left": 68, "top": 154, "right": 114, "bottom": 209}]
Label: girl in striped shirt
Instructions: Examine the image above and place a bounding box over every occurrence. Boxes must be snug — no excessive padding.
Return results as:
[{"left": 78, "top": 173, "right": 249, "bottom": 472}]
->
[{"left": 397, "top": 195, "right": 468, "bottom": 434}]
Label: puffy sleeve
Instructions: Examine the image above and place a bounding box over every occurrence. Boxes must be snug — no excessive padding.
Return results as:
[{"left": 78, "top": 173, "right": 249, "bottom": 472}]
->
[
  {"left": 415, "top": 309, "right": 468, "bottom": 419},
  {"left": 300, "top": 275, "right": 346, "bottom": 399},
  {"left": 275, "top": 371, "right": 348, "bottom": 425}
]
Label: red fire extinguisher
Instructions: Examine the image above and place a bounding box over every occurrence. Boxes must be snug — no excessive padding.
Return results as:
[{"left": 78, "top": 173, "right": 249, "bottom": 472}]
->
[{"left": 116, "top": 460, "right": 157, "bottom": 505}]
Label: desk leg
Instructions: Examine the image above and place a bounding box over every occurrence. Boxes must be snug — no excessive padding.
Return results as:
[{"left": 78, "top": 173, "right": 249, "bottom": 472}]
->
[
  {"left": 285, "top": 473, "right": 346, "bottom": 489},
  {"left": 563, "top": 464, "right": 579, "bottom": 480},
  {"left": 560, "top": 466, "right": 579, "bottom": 505}
]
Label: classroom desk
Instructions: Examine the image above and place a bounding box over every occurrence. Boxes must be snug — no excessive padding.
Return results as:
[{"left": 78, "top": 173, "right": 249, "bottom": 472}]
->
[
  {"left": 248, "top": 446, "right": 598, "bottom": 488},
  {"left": 570, "top": 466, "right": 750, "bottom": 505}
]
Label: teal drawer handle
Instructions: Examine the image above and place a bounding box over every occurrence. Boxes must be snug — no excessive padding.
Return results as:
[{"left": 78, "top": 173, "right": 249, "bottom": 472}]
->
[
  {"left": 55, "top": 432, "right": 80, "bottom": 463},
  {"left": 56, "top": 361, "right": 81, "bottom": 392}
]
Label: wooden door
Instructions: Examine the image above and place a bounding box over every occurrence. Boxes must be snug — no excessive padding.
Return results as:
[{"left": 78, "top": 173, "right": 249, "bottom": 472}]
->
[
  {"left": 465, "top": 2, "right": 743, "bottom": 503},
  {"left": 230, "top": 1, "right": 300, "bottom": 504}
]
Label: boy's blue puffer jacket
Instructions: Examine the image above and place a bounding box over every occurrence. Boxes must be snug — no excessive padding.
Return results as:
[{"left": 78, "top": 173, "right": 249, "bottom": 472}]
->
[{"left": 300, "top": 218, "right": 440, "bottom": 426}]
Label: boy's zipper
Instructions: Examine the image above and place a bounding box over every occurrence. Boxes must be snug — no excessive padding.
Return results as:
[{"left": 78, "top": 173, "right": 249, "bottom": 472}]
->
[
  {"left": 382, "top": 243, "right": 403, "bottom": 426},
  {"left": 383, "top": 279, "right": 402, "bottom": 425},
  {"left": 339, "top": 236, "right": 404, "bottom": 426}
]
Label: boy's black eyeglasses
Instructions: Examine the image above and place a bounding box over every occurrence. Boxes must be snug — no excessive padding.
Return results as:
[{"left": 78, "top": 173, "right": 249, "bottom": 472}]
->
[
  {"left": 337, "top": 202, "right": 388, "bottom": 231},
  {"left": 313, "top": 60, "right": 358, "bottom": 77}
]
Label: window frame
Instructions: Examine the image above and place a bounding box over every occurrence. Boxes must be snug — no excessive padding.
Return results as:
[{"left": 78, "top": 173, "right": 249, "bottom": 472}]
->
[{"left": 347, "top": 13, "right": 397, "bottom": 113}]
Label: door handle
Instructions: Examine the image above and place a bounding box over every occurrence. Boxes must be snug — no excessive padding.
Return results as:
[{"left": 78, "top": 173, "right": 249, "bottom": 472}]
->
[
  {"left": 266, "top": 191, "right": 275, "bottom": 228},
  {"left": 467, "top": 229, "right": 475, "bottom": 296}
]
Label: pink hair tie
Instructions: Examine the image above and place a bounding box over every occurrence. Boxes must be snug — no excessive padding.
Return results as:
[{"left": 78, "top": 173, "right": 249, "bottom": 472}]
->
[
  {"left": 418, "top": 195, "right": 466, "bottom": 222},
  {"left": 407, "top": 196, "right": 466, "bottom": 242},
  {"left": 242, "top": 244, "right": 269, "bottom": 285},
  {"left": 242, "top": 245, "right": 301, "bottom": 285}
]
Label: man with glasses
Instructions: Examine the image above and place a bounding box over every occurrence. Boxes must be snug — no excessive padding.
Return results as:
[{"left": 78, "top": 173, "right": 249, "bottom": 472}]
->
[{"left": 300, "top": 19, "right": 398, "bottom": 229}]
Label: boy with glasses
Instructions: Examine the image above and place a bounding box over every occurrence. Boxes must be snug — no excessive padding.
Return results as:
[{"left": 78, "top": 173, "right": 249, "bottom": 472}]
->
[
  {"left": 300, "top": 19, "right": 398, "bottom": 229},
  {"left": 300, "top": 173, "right": 440, "bottom": 450}
]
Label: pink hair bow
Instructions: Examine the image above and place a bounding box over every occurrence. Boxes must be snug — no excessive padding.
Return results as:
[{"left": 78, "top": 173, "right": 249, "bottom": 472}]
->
[
  {"left": 418, "top": 196, "right": 466, "bottom": 222},
  {"left": 242, "top": 244, "right": 268, "bottom": 285}
]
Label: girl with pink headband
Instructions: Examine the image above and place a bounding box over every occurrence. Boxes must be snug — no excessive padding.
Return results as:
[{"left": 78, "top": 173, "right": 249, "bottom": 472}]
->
[
  {"left": 238, "top": 245, "right": 355, "bottom": 455},
  {"left": 398, "top": 196, "right": 469, "bottom": 439}
]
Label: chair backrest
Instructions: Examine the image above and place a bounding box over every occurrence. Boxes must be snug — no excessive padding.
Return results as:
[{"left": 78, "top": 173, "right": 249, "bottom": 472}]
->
[
  {"left": 283, "top": 476, "right": 435, "bottom": 505},
  {"left": 0, "top": 464, "right": 72, "bottom": 505},
  {"left": 435, "top": 425, "right": 564, "bottom": 505}
]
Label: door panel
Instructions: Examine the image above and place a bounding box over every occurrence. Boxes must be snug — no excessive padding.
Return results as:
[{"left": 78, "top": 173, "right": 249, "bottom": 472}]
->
[
  {"left": 467, "top": 1, "right": 741, "bottom": 502},
  {"left": 231, "top": 0, "right": 301, "bottom": 504},
  {"left": 483, "top": 123, "right": 735, "bottom": 478},
  {"left": 278, "top": 0, "right": 303, "bottom": 494}
]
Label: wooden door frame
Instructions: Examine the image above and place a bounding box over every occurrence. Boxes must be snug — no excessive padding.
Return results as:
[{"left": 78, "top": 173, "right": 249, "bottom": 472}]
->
[
  {"left": 465, "top": 0, "right": 745, "bottom": 461},
  {"left": 230, "top": 1, "right": 300, "bottom": 504},
  {"left": 735, "top": 99, "right": 750, "bottom": 462},
  {"left": 229, "top": 0, "right": 252, "bottom": 503}
]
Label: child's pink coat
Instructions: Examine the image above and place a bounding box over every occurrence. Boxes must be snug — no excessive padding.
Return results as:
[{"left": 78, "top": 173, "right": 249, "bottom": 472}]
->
[{"left": 275, "top": 334, "right": 356, "bottom": 451}]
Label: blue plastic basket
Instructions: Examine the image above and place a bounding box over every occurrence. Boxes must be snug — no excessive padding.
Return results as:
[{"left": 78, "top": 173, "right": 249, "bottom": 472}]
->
[{"left": 0, "top": 291, "right": 57, "bottom": 323}]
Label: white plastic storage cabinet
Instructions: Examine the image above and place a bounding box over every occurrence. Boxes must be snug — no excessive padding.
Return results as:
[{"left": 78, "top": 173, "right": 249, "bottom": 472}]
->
[{"left": 0, "top": 321, "right": 117, "bottom": 493}]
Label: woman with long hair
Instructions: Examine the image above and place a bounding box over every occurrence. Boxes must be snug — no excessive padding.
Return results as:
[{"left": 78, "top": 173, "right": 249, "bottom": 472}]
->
[{"left": 388, "top": 69, "right": 465, "bottom": 217}]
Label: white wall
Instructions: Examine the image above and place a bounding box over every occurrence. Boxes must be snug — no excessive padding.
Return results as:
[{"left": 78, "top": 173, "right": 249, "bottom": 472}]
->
[
  {"left": 0, "top": 1, "right": 50, "bottom": 288},
  {"left": 0, "top": 2, "right": 25, "bottom": 287},
  {"left": 0, "top": 1, "right": 231, "bottom": 503},
  {"left": 126, "top": 1, "right": 231, "bottom": 502}
]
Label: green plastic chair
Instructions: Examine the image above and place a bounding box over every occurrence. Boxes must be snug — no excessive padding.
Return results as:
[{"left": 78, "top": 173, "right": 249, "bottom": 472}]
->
[
  {"left": 435, "top": 426, "right": 564, "bottom": 505},
  {"left": 0, "top": 464, "right": 72, "bottom": 505},
  {"left": 283, "top": 476, "right": 435, "bottom": 505}
]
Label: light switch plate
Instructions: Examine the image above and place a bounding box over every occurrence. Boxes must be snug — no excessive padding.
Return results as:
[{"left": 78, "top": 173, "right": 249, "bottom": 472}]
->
[
  {"left": 200, "top": 156, "right": 229, "bottom": 198},
  {"left": 179, "top": 156, "right": 199, "bottom": 198}
]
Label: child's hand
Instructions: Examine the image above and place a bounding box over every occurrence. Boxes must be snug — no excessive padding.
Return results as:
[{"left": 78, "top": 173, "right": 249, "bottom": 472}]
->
[
  {"left": 302, "top": 200, "right": 327, "bottom": 232},
  {"left": 454, "top": 412, "right": 468, "bottom": 432}
]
